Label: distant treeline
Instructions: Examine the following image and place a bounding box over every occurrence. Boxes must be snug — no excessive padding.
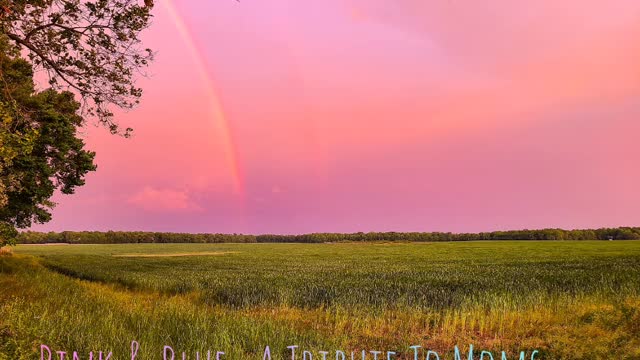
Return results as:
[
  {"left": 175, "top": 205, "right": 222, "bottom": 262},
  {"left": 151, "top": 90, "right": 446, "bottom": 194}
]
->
[{"left": 15, "top": 227, "right": 640, "bottom": 244}]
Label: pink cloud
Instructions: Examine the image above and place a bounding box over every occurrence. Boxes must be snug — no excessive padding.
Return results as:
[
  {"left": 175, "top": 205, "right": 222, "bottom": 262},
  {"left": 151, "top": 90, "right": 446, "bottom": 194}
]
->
[{"left": 127, "top": 186, "right": 203, "bottom": 213}]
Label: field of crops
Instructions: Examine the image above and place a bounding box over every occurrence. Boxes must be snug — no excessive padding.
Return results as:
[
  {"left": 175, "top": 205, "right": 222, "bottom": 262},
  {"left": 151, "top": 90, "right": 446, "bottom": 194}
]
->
[{"left": 2, "top": 241, "right": 640, "bottom": 359}]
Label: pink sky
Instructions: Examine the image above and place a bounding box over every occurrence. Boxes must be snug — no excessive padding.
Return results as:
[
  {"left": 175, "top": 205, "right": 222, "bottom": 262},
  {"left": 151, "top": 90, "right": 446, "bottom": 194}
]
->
[{"left": 33, "top": 0, "right": 640, "bottom": 234}]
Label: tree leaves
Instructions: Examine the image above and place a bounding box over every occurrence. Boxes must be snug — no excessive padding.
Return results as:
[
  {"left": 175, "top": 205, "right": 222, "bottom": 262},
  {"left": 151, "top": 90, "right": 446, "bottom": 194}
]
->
[
  {"left": 1, "top": 0, "right": 155, "bottom": 136},
  {"left": 0, "top": 43, "right": 97, "bottom": 246}
]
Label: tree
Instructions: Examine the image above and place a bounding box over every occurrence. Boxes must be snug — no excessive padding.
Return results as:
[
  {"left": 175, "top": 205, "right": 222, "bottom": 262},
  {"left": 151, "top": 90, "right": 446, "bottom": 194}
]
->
[
  {"left": 0, "top": 40, "right": 96, "bottom": 246},
  {"left": 0, "top": 0, "right": 154, "bottom": 246},
  {"left": 0, "top": 0, "right": 154, "bottom": 136}
]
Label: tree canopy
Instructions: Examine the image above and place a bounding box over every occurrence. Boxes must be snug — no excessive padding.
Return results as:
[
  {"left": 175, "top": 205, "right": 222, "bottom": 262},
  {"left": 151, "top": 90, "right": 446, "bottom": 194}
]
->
[
  {"left": 0, "top": 0, "right": 155, "bottom": 246},
  {"left": 14, "top": 227, "right": 640, "bottom": 245},
  {"left": 0, "top": 39, "right": 96, "bottom": 246},
  {"left": 1, "top": 0, "right": 154, "bottom": 135}
]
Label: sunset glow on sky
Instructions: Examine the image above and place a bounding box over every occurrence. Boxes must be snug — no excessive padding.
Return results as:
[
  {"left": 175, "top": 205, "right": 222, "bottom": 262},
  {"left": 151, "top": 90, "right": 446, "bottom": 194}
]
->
[{"left": 34, "top": 0, "right": 640, "bottom": 234}]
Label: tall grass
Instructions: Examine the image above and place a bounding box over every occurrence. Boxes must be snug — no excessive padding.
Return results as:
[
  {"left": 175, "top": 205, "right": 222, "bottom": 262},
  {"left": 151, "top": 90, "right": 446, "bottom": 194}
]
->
[
  {"left": 0, "top": 246, "right": 12, "bottom": 256},
  {"left": 2, "top": 241, "right": 640, "bottom": 359},
  {"left": 17, "top": 242, "right": 640, "bottom": 310}
]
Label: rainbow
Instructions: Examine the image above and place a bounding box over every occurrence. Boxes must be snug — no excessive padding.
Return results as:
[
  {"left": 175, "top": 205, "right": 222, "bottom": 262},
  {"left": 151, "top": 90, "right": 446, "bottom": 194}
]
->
[{"left": 161, "top": 0, "right": 245, "bottom": 199}]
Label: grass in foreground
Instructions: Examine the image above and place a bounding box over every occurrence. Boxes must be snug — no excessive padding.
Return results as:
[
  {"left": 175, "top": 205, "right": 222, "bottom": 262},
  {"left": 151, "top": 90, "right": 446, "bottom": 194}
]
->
[{"left": 1, "top": 241, "right": 640, "bottom": 359}]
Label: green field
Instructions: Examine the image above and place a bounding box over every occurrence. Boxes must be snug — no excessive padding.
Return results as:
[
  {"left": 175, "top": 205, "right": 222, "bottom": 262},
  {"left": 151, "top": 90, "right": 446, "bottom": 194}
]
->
[{"left": 2, "top": 241, "right": 640, "bottom": 359}]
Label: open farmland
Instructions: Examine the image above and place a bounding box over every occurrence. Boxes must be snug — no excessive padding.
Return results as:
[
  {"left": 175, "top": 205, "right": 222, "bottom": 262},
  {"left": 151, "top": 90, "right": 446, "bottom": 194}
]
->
[{"left": 1, "top": 241, "right": 640, "bottom": 359}]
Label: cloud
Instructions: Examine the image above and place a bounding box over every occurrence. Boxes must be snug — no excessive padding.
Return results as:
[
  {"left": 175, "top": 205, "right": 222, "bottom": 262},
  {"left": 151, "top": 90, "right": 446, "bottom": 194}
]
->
[{"left": 127, "top": 186, "right": 203, "bottom": 212}]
